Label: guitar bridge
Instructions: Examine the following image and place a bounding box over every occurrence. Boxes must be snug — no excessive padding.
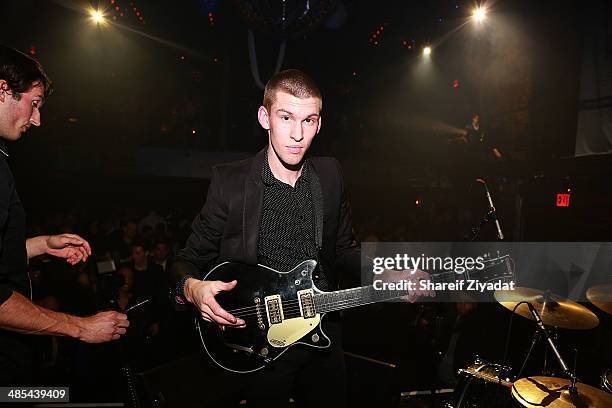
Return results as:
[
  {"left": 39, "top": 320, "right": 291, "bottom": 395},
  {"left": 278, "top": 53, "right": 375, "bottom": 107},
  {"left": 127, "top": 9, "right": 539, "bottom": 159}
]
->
[
  {"left": 264, "top": 294, "right": 284, "bottom": 324},
  {"left": 297, "top": 289, "right": 316, "bottom": 318},
  {"left": 225, "top": 343, "right": 254, "bottom": 355}
]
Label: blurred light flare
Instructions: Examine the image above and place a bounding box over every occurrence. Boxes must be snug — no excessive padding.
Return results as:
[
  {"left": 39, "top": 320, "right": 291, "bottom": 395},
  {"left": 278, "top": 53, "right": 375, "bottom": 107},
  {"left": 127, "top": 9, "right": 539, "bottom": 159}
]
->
[
  {"left": 89, "top": 8, "right": 106, "bottom": 24},
  {"left": 423, "top": 46, "right": 432, "bottom": 56},
  {"left": 473, "top": 6, "right": 487, "bottom": 23}
]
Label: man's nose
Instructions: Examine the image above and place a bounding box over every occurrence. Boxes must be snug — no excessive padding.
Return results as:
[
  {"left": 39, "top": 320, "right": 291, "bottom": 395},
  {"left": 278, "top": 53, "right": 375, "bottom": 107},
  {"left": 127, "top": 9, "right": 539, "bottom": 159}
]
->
[
  {"left": 291, "top": 122, "right": 303, "bottom": 141},
  {"left": 30, "top": 109, "right": 41, "bottom": 126}
]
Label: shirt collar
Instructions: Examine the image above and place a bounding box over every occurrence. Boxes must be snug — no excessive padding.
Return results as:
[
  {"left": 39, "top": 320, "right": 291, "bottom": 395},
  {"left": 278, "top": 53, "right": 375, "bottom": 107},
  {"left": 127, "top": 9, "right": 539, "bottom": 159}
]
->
[
  {"left": 0, "top": 140, "right": 9, "bottom": 157},
  {"left": 262, "top": 148, "right": 310, "bottom": 187}
]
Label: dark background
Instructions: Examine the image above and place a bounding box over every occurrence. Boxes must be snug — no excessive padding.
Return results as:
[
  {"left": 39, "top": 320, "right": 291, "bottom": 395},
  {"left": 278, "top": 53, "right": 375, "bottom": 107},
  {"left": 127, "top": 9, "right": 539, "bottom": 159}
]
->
[
  {"left": 1, "top": 0, "right": 611, "bottom": 404},
  {"left": 2, "top": 0, "right": 602, "bottom": 241}
]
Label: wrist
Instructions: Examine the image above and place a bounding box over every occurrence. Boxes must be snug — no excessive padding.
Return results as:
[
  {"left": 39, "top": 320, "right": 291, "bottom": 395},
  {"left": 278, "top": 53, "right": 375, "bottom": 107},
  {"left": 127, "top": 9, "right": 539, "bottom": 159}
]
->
[
  {"left": 50, "top": 312, "right": 82, "bottom": 339},
  {"left": 42, "top": 235, "right": 52, "bottom": 254},
  {"left": 182, "top": 277, "right": 198, "bottom": 304}
]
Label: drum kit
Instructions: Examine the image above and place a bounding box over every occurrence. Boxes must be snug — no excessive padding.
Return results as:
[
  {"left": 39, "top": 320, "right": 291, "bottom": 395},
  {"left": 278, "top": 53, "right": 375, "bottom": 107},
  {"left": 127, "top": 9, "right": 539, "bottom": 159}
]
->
[{"left": 451, "top": 285, "right": 612, "bottom": 407}]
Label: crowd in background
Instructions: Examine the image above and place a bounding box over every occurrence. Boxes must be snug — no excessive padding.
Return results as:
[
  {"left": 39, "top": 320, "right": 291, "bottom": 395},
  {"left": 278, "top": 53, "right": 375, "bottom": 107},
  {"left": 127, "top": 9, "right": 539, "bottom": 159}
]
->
[{"left": 20, "top": 203, "right": 526, "bottom": 402}]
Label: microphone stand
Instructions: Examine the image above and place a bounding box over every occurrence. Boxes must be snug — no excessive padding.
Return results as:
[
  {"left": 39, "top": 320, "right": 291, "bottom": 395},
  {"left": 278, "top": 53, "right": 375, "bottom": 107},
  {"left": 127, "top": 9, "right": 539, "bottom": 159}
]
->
[
  {"left": 525, "top": 299, "right": 578, "bottom": 393},
  {"left": 464, "top": 179, "right": 505, "bottom": 241}
]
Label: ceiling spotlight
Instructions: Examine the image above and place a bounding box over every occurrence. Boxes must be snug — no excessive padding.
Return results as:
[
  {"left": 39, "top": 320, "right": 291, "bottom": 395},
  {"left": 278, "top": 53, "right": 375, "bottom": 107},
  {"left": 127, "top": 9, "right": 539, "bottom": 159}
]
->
[
  {"left": 423, "top": 46, "right": 432, "bottom": 56},
  {"left": 472, "top": 6, "right": 487, "bottom": 23},
  {"left": 90, "top": 9, "right": 106, "bottom": 24}
]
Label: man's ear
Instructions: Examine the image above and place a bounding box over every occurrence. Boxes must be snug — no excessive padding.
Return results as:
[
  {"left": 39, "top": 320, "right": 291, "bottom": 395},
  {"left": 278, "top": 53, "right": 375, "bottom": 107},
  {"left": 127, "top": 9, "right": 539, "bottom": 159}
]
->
[
  {"left": 316, "top": 115, "right": 322, "bottom": 134},
  {"left": 0, "top": 80, "right": 7, "bottom": 103},
  {"left": 257, "top": 105, "right": 270, "bottom": 130}
]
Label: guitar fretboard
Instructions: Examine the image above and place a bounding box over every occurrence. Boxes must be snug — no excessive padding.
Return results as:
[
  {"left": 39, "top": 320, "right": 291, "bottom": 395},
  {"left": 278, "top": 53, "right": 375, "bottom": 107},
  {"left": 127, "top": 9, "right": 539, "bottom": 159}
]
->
[{"left": 313, "top": 269, "right": 461, "bottom": 313}]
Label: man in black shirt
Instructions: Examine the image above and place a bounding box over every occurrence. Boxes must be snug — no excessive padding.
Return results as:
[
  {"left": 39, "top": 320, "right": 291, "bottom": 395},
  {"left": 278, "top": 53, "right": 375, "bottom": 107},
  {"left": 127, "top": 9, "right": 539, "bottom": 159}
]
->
[
  {"left": 0, "top": 45, "right": 129, "bottom": 384},
  {"left": 172, "top": 70, "right": 360, "bottom": 407}
]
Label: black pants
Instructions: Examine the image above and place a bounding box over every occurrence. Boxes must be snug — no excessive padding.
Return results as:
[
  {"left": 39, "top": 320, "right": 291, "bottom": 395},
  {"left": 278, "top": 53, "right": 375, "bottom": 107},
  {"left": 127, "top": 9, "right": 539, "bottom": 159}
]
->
[
  {"left": 212, "top": 322, "right": 347, "bottom": 408},
  {"left": 0, "top": 332, "right": 34, "bottom": 385}
]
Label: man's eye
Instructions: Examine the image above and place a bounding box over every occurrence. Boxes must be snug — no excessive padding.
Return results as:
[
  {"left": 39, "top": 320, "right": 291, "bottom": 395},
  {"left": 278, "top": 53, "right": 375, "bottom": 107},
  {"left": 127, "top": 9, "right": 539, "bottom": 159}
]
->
[{"left": 282, "top": 116, "right": 290, "bottom": 121}]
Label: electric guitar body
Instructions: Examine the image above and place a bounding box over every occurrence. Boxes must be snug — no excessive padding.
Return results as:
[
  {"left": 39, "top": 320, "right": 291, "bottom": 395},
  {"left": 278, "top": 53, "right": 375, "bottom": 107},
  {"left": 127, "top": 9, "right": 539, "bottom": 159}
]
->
[
  {"left": 197, "top": 260, "right": 329, "bottom": 373},
  {"left": 197, "top": 254, "right": 514, "bottom": 373}
]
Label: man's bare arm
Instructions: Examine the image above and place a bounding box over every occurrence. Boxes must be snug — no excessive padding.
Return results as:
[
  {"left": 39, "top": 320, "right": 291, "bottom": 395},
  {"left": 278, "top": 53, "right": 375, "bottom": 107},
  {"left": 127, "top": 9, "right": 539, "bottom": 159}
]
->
[{"left": 0, "top": 291, "right": 129, "bottom": 343}]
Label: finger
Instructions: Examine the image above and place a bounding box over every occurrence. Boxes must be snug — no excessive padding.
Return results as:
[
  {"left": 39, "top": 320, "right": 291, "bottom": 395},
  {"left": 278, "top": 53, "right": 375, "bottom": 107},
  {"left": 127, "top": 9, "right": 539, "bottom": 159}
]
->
[
  {"left": 67, "top": 253, "right": 80, "bottom": 265},
  {"left": 200, "top": 305, "right": 222, "bottom": 323},
  {"left": 203, "top": 303, "right": 242, "bottom": 326},
  {"left": 116, "top": 319, "right": 130, "bottom": 328},
  {"left": 216, "top": 280, "right": 237, "bottom": 293},
  {"left": 79, "top": 238, "right": 92, "bottom": 255},
  {"left": 60, "top": 233, "right": 84, "bottom": 241},
  {"left": 59, "top": 235, "right": 85, "bottom": 247},
  {"left": 116, "top": 327, "right": 127, "bottom": 335},
  {"left": 207, "top": 297, "right": 243, "bottom": 325},
  {"left": 114, "top": 313, "right": 129, "bottom": 322},
  {"left": 112, "top": 334, "right": 120, "bottom": 340},
  {"left": 67, "top": 249, "right": 82, "bottom": 262},
  {"left": 76, "top": 246, "right": 88, "bottom": 261}
]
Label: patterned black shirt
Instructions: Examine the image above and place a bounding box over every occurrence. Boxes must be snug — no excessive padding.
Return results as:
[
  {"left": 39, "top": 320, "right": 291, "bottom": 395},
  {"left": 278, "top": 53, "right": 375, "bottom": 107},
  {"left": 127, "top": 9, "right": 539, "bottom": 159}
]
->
[{"left": 257, "top": 152, "right": 318, "bottom": 272}]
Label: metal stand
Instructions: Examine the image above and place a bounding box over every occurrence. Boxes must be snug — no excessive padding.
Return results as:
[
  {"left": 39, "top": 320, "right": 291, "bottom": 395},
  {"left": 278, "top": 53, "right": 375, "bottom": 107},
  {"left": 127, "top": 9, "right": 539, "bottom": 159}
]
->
[
  {"left": 464, "top": 210, "right": 497, "bottom": 241},
  {"left": 526, "top": 301, "right": 577, "bottom": 385}
]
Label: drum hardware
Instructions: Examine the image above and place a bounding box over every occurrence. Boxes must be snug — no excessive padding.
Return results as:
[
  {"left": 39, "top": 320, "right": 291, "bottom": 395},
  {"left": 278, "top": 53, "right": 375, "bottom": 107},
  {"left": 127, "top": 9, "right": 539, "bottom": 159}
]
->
[
  {"left": 586, "top": 284, "right": 612, "bottom": 316},
  {"left": 492, "top": 286, "right": 612, "bottom": 407},
  {"left": 453, "top": 358, "right": 514, "bottom": 408},
  {"left": 541, "top": 326, "right": 561, "bottom": 376},
  {"left": 495, "top": 287, "right": 599, "bottom": 330},
  {"left": 586, "top": 284, "right": 612, "bottom": 395},
  {"left": 511, "top": 376, "right": 612, "bottom": 408},
  {"left": 601, "top": 369, "right": 611, "bottom": 394}
]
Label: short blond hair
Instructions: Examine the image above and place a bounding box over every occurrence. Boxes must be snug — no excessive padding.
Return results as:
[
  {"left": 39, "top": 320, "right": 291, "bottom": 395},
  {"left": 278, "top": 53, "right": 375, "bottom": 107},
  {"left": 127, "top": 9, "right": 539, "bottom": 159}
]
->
[{"left": 263, "top": 69, "right": 322, "bottom": 112}]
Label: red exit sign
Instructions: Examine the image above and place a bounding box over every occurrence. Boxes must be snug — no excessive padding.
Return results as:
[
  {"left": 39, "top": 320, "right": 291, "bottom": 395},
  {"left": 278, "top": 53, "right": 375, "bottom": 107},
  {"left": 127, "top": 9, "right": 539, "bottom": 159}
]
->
[{"left": 556, "top": 193, "right": 571, "bottom": 207}]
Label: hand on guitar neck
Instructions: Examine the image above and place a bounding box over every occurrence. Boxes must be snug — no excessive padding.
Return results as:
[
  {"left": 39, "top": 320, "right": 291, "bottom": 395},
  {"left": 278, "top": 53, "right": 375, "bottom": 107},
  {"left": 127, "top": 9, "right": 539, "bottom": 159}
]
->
[{"left": 184, "top": 278, "right": 246, "bottom": 328}]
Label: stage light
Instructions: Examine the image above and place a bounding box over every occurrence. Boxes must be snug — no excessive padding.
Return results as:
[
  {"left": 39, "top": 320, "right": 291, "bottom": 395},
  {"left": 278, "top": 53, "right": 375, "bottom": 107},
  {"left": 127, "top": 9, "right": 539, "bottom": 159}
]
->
[
  {"left": 89, "top": 9, "right": 106, "bottom": 25},
  {"left": 423, "top": 46, "right": 432, "bottom": 56},
  {"left": 472, "top": 6, "right": 487, "bottom": 23}
]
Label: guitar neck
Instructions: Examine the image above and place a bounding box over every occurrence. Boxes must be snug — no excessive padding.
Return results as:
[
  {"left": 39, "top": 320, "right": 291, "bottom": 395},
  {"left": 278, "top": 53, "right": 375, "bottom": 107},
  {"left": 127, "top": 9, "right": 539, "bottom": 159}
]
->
[{"left": 313, "top": 269, "right": 458, "bottom": 313}]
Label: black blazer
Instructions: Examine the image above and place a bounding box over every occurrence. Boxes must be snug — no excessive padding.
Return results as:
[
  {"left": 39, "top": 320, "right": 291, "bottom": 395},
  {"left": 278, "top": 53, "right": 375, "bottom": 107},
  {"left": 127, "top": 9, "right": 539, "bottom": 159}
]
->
[{"left": 173, "top": 148, "right": 360, "bottom": 289}]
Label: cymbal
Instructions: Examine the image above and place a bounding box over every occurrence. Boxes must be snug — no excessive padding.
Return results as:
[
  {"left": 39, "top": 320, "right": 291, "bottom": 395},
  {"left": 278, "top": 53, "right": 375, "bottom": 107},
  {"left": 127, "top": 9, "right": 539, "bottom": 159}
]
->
[
  {"left": 512, "top": 376, "right": 612, "bottom": 408},
  {"left": 494, "top": 287, "right": 599, "bottom": 330},
  {"left": 586, "top": 284, "right": 612, "bottom": 316}
]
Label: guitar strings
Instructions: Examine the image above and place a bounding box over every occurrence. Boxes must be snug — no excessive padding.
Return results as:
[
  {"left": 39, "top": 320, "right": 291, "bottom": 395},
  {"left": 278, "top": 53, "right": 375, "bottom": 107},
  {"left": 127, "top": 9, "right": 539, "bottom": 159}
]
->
[
  {"left": 227, "top": 292, "right": 413, "bottom": 319},
  {"left": 225, "top": 269, "right": 471, "bottom": 316},
  {"left": 226, "top": 287, "right": 418, "bottom": 317}
]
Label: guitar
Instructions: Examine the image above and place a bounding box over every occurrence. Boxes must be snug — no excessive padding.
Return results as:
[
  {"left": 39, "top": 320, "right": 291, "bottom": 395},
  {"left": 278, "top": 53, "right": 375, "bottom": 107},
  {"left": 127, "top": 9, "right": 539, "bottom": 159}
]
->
[{"left": 196, "top": 253, "right": 514, "bottom": 373}]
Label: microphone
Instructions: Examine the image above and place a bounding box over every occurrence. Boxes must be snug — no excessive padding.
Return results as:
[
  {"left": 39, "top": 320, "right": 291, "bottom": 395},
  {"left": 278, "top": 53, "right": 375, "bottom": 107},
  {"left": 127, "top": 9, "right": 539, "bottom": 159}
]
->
[
  {"left": 476, "top": 178, "right": 504, "bottom": 240},
  {"left": 526, "top": 301, "right": 571, "bottom": 376}
]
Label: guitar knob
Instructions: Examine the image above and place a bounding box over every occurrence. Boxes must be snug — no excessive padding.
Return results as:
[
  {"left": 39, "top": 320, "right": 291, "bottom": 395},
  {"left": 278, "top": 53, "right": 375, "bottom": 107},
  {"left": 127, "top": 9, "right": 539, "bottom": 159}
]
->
[
  {"left": 260, "top": 347, "right": 269, "bottom": 357},
  {"left": 295, "top": 279, "right": 301, "bottom": 285},
  {"left": 311, "top": 334, "right": 320, "bottom": 343}
]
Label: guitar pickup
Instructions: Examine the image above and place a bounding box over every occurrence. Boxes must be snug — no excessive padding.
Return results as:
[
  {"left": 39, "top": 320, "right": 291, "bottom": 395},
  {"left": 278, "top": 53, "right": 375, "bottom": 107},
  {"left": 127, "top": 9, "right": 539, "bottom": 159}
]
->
[
  {"left": 297, "top": 289, "right": 316, "bottom": 318},
  {"left": 264, "top": 295, "right": 284, "bottom": 325}
]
